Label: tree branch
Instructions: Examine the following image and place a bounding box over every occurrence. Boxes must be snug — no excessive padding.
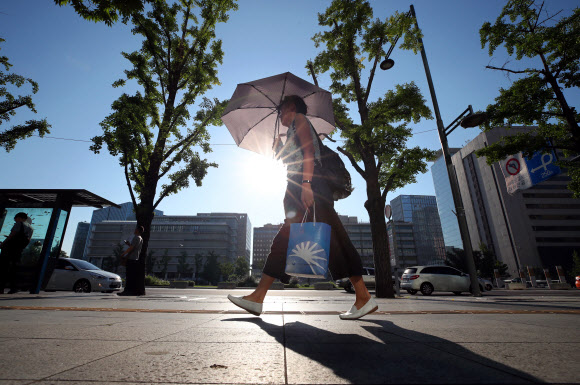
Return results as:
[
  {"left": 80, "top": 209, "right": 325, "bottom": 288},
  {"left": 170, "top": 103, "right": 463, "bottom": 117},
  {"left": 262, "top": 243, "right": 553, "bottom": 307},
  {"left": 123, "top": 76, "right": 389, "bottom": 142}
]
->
[
  {"left": 123, "top": 154, "right": 138, "bottom": 208},
  {"left": 364, "top": 36, "right": 384, "bottom": 105},
  {"left": 337, "top": 146, "right": 366, "bottom": 179},
  {"left": 163, "top": 113, "right": 213, "bottom": 162},
  {"left": 307, "top": 61, "right": 319, "bottom": 86},
  {"left": 382, "top": 156, "right": 405, "bottom": 201},
  {"left": 485, "top": 65, "right": 529, "bottom": 74},
  {"left": 128, "top": 157, "right": 144, "bottom": 190}
]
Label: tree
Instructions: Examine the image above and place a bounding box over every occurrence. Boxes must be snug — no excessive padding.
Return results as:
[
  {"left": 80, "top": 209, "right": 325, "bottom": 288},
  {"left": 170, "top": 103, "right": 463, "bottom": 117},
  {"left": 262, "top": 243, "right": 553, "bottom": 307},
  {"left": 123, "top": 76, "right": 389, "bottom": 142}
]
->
[
  {"left": 571, "top": 250, "right": 580, "bottom": 277},
  {"left": 476, "top": 0, "right": 580, "bottom": 197},
  {"left": 59, "top": 250, "right": 69, "bottom": 258},
  {"left": 308, "top": 0, "right": 434, "bottom": 298},
  {"left": 0, "top": 38, "right": 51, "bottom": 152},
  {"left": 193, "top": 252, "right": 204, "bottom": 282},
  {"left": 158, "top": 249, "right": 171, "bottom": 279},
  {"left": 201, "top": 251, "right": 220, "bottom": 285},
  {"left": 90, "top": 0, "right": 237, "bottom": 295},
  {"left": 233, "top": 256, "right": 249, "bottom": 278},
  {"left": 220, "top": 261, "right": 235, "bottom": 281},
  {"left": 176, "top": 250, "right": 193, "bottom": 279},
  {"left": 54, "top": 0, "right": 149, "bottom": 26},
  {"left": 145, "top": 248, "right": 156, "bottom": 275}
]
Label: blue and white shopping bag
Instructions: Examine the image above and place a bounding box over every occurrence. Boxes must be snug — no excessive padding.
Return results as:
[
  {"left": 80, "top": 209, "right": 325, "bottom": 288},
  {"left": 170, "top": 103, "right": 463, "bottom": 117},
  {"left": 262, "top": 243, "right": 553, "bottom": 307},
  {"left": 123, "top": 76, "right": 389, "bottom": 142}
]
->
[{"left": 285, "top": 206, "right": 331, "bottom": 278}]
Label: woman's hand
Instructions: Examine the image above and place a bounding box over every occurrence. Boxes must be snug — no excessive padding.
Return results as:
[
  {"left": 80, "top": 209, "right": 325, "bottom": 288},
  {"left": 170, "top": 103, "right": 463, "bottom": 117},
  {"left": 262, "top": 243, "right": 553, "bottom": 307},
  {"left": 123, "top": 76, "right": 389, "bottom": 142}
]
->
[{"left": 301, "top": 183, "right": 314, "bottom": 209}]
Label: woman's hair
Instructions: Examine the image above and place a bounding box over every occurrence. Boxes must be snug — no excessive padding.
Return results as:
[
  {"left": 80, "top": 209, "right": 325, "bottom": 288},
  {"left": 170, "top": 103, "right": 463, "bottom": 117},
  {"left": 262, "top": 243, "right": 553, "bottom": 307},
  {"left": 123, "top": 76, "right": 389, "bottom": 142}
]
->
[
  {"left": 280, "top": 95, "right": 307, "bottom": 114},
  {"left": 15, "top": 212, "right": 28, "bottom": 220},
  {"left": 137, "top": 226, "right": 145, "bottom": 234}
]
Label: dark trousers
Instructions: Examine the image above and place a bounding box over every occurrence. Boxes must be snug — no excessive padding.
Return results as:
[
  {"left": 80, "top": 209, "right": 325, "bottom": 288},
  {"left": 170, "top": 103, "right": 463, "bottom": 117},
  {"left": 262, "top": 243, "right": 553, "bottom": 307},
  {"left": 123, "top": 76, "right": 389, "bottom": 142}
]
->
[
  {"left": 0, "top": 253, "right": 21, "bottom": 292},
  {"left": 262, "top": 172, "right": 364, "bottom": 284},
  {"left": 124, "top": 259, "right": 138, "bottom": 292}
]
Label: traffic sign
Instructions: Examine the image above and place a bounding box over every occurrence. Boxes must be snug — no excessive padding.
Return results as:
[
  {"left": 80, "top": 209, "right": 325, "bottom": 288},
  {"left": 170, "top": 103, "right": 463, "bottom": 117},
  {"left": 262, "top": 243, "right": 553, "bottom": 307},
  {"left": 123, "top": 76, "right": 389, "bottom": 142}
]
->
[
  {"left": 505, "top": 158, "right": 521, "bottom": 175},
  {"left": 525, "top": 150, "right": 561, "bottom": 185}
]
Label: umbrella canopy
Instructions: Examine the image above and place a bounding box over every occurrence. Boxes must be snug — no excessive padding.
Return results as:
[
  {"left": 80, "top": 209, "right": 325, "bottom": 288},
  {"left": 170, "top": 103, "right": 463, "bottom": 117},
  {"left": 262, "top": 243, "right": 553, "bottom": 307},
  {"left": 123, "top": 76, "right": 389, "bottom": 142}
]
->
[{"left": 221, "top": 72, "right": 335, "bottom": 156}]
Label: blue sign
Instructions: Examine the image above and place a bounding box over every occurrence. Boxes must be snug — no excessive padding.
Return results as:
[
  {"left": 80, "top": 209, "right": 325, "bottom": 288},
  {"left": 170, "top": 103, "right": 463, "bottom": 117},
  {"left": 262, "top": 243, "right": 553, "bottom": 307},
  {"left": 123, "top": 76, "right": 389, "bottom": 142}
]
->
[{"left": 524, "top": 150, "right": 561, "bottom": 185}]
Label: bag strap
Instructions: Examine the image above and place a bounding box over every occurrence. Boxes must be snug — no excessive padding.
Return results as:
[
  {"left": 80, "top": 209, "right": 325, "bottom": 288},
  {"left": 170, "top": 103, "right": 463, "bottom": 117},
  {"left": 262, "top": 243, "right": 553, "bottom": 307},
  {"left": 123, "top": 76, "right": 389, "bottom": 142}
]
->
[{"left": 301, "top": 202, "right": 317, "bottom": 225}]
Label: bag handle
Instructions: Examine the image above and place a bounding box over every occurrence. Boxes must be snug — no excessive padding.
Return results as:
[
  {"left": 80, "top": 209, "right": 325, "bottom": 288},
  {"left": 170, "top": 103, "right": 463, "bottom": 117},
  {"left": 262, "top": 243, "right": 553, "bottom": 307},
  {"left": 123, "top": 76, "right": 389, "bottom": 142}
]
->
[{"left": 301, "top": 202, "right": 317, "bottom": 225}]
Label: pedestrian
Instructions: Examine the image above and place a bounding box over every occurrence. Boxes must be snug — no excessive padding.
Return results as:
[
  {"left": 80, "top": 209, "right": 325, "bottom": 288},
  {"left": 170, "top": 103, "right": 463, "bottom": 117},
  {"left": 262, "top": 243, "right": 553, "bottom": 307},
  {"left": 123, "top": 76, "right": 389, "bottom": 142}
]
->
[
  {"left": 228, "top": 95, "right": 377, "bottom": 320},
  {"left": 0, "top": 212, "right": 34, "bottom": 294},
  {"left": 117, "top": 225, "right": 144, "bottom": 296}
]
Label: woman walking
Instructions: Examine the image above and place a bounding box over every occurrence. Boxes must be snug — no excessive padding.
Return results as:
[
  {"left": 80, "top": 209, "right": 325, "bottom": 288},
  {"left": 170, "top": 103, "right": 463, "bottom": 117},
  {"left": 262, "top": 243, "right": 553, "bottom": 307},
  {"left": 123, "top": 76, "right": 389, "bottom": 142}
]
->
[{"left": 228, "top": 95, "right": 377, "bottom": 320}]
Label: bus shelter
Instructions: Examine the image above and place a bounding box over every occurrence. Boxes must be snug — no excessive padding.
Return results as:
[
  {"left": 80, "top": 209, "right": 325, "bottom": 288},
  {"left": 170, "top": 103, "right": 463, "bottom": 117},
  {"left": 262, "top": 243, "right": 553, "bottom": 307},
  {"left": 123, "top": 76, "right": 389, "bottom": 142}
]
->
[{"left": 0, "top": 189, "right": 119, "bottom": 294}]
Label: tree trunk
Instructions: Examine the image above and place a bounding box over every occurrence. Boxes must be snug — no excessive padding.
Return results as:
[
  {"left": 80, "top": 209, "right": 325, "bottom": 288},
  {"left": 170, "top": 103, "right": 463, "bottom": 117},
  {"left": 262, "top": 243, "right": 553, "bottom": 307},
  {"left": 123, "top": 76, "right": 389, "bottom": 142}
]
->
[{"left": 365, "top": 172, "right": 394, "bottom": 298}]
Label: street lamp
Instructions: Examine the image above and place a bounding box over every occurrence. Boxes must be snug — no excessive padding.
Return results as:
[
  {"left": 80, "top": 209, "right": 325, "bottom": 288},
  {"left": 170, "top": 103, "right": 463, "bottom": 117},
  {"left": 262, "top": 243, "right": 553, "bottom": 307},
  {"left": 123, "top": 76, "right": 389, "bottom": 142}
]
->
[{"left": 381, "top": 4, "right": 487, "bottom": 296}]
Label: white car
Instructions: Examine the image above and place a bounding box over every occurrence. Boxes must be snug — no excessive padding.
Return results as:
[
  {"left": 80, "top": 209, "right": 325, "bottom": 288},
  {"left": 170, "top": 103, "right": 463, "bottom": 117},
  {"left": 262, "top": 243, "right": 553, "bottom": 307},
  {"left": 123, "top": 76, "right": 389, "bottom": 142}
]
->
[
  {"left": 45, "top": 258, "right": 122, "bottom": 293},
  {"left": 401, "top": 265, "right": 472, "bottom": 296},
  {"left": 479, "top": 277, "right": 493, "bottom": 291}
]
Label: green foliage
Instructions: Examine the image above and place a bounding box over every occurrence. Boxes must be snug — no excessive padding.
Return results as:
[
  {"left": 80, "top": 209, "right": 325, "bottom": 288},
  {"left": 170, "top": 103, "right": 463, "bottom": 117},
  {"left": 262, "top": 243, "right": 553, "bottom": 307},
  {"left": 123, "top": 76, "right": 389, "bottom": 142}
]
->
[
  {"left": 145, "top": 249, "right": 156, "bottom": 275},
  {"left": 288, "top": 277, "right": 300, "bottom": 288},
  {"left": 233, "top": 256, "right": 249, "bottom": 278},
  {"left": 308, "top": 0, "right": 434, "bottom": 298},
  {"left": 0, "top": 38, "right": 51, "bottom": 152},
  {"left": 220, "top": 261, "right": 235, "bottom": 280},
  {"left": 176, "top": 251, "right": 193, "bottom": 279},
  {"left": 477, "top": 0, "right": 580, "bottom": 196},
  {"left": 158, "top": 248, "right": 171, "bottom": 278},
  {"left": 445, "top": 244, "right": 504, "bottom": 279},
  {"left": 90, "top": 0, "right": 237, "bottom": 216},
  {"left": 571, "top": 250, "right": 580, "bottom": 277},
  {"left": 201, "top": 251, "right": 220, "bottom": 285},
  {"left": 54, "top": 0, "right": 148, "bottom": 26},
  {"left": 193, "top": 252, "right": 204, "bottom": 281},
  {"left": 145, "top": 274, "right": 169, "bottom": 286}
]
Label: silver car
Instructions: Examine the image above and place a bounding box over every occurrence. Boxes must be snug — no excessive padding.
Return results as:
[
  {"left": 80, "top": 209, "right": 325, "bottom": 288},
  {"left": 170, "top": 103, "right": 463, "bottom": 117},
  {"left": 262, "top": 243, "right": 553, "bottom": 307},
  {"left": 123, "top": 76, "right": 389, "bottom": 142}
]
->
[
  {"left": 401, "top": 265, "right": 471, "bottom": 296},
  {"left": 336, "top": 267, "right": 376, "bottom": 292},
  {"left": 45, "top": 258, "right": 123, "bottom": 293}
]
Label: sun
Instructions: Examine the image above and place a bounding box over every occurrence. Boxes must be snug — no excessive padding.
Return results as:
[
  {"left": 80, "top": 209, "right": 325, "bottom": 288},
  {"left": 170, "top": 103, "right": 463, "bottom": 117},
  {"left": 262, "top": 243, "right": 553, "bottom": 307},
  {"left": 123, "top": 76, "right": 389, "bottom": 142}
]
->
[{"left": 240, "top": 152, "right": 287, "bottom": 195}]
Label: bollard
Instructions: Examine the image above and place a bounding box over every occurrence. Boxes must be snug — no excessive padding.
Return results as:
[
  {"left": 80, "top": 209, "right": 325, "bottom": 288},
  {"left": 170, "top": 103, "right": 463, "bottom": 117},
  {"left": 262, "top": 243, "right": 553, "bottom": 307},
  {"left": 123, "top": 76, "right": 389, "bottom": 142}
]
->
[
  {"left": 543, "top": 268, "right": 552, "bottom": 290},
  {"left": 394, "top": 267, "right": 401, "bottom": 297},
  {"left": 519, "top": 269, "right": 528, "bottom": 287},
  {"left": 494, "top": 269, "right": 502, "bottom": 288},
  {"left": 527, "top": 266, "right": 537, "bottom": 288},
  {"left": 556, "top": 266, "right": 567, "bottom": 283}
]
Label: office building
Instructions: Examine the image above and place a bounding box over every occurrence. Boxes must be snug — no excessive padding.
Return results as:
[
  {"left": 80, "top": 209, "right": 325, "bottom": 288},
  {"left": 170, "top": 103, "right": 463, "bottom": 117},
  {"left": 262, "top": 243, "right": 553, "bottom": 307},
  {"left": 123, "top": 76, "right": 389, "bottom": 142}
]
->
[
  {"left": 338, "top": 215, "right": 374, "bottom": 268},
  {"left": 431, "top": 149, "right": 463, "bottom": 249},
  {"left": 81, "top": 202, "right": 163, "bottom": 260},
  {"left": 448, "top": 126, "right": 580, "bottom": 276},
  {"left": 70, "top": 222, "right": 90, "bottom": 259},
  {"left": 390, "top": 195, "right": 446, "bottom": 266},
  {"left": 85, "top": 213, "right": 249, "bottom": 280},
  {"left": 198, "top": 213, "right": 252, "bottom": 265},
  {"left": 252, "top": 223, "right": 283, "bottom": 278},
  {"left": 387, "top": 221, "right": 418, "bottom": 269}
]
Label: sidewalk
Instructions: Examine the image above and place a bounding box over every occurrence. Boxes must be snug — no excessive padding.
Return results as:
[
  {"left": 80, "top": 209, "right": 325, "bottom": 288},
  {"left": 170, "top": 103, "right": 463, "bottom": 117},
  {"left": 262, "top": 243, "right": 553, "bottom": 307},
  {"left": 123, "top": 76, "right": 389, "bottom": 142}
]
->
[{"left": 0, "top": 290, "right": 579, "bottom": 384}]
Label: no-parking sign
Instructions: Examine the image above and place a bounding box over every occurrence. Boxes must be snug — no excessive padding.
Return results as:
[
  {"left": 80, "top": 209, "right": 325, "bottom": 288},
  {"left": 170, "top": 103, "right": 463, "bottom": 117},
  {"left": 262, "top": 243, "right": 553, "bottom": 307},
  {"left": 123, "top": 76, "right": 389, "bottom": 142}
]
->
[{"left": 500, "top": 150, "right": 560, "bottom": 194}]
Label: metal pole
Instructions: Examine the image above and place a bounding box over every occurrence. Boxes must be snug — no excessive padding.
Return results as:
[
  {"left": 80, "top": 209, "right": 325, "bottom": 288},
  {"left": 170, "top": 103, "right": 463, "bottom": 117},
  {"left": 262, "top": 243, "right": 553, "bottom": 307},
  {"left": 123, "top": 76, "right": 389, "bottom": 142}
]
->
[{"left": 410, "top": 4, "right": 481, "bottom": 296}]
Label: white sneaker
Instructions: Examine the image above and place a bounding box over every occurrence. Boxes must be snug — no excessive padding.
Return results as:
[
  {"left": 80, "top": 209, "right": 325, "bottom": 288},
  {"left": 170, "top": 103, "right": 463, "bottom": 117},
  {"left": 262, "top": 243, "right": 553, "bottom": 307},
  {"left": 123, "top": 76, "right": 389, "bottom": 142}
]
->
[
  {"left": 339, "top": 297, "right": 378, "bottom": 320},
  {"left": 227, "top": 294, "right": 263, "bottom": 316}
]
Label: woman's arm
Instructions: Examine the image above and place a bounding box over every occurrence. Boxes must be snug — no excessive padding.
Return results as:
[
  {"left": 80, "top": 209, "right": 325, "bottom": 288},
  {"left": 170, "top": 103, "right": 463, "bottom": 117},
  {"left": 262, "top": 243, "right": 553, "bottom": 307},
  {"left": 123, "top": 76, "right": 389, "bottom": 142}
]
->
[{"left": 295, "top": 113, "right": 315, "bottom": 209}]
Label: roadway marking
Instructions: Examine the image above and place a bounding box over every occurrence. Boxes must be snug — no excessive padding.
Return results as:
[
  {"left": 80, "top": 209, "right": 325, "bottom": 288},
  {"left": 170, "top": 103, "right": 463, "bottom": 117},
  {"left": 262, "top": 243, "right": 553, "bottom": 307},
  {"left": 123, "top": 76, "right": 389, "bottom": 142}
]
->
[{"left": 1, "top": 306, "right": 579, "bottom": 315}]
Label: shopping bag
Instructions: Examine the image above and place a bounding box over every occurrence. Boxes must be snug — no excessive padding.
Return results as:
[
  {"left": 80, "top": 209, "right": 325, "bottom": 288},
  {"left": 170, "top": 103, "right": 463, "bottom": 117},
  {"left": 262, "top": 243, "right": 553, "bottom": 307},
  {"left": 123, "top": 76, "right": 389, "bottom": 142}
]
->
[{"left": 285, "top": 206, "right": 331, "bottom": 278}]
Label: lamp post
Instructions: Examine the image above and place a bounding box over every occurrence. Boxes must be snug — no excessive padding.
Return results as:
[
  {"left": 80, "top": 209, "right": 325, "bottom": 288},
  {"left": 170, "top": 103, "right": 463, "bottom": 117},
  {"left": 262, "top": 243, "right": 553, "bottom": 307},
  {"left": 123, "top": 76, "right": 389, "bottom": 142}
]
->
[{"left": 381, "top": 4, "right": 487, "bottom": 296}]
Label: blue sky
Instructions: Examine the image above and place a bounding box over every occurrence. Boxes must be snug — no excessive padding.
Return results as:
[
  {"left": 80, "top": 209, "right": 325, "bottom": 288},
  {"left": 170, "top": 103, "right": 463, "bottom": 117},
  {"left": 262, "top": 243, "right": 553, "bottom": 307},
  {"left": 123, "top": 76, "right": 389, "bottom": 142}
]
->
[{"left": 1, "top": 0, "right": 578, "bottom": 255}]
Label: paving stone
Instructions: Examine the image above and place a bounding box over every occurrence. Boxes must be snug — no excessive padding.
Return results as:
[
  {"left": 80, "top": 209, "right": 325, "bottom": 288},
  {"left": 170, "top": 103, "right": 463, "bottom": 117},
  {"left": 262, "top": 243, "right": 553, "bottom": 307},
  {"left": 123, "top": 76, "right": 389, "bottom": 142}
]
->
[
  {"left": 0, "top": 338, "right": 140, "bottom": 380},
  {"left": 285, "top": 341, "right": 532, "bottom": 384},
  {"left": 428, "top": 341, "right": 580, "bottom": 384},
  {"left": 48, "top": 342, "right": 285, "bottom": 384}
]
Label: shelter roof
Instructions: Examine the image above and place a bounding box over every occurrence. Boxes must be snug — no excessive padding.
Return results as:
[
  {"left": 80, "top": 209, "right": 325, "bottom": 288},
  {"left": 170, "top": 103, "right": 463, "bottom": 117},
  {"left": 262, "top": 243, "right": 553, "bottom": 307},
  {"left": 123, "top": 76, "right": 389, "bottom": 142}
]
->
[{"left": 0, "top": 189, "right": 120, "bottom": 209}]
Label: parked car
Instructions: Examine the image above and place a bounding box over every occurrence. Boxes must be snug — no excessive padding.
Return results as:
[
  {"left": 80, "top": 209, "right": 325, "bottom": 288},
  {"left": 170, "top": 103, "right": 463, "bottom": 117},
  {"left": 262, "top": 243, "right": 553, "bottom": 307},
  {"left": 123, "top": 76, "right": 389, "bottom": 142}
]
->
[
  {"left": 400, "top": 265, "right": 475, "bottom": 296},
  {"left": 479, "top": 277, "right": 493, "bottom": 291},
  {"left": 336, "top": 267, "right": 375, "bottom": 292},
  {"left": 44, "top": 258, "right": 122, "bottom": 293}
]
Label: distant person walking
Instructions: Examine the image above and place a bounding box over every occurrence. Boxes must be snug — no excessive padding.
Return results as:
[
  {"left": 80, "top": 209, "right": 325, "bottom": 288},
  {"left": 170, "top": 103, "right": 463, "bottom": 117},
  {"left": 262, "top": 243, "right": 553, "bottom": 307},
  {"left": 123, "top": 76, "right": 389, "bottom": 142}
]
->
[
  {"left": 228, "top": 95, "right": 377, "bottom": 320},
  {"left": 117, "top": 226, "right": 144, "bottom": 296},
  {"left": 0, "top": 212, "right": 33, "bottom": 294}
]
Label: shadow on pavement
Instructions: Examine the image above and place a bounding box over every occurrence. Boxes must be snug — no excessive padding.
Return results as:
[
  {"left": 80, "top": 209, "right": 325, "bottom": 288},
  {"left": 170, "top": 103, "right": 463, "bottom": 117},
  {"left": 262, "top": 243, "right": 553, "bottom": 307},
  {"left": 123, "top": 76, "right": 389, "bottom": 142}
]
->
[{"left": 222, "top": 317, "right": 540, "bottom": 384}]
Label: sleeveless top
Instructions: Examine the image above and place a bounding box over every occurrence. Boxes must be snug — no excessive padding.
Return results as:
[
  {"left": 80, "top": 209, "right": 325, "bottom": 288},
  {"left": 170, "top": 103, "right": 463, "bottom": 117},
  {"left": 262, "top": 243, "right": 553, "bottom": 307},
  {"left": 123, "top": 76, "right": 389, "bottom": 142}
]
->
[{"left": 275, "top": 114, "right": 322, "bottom": 175}]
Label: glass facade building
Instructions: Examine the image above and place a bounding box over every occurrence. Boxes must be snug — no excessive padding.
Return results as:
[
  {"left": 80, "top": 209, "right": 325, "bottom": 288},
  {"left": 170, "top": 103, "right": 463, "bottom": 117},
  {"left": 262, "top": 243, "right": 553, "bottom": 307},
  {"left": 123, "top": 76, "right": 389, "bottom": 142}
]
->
[
  {"left": 70, "top": 221, "right": 90, "bottom": 259},
  {"left": 390, "top": 195, "right": 446, "bottom": 266},
  {"left": 431, "top": 151, "right": 463, "bottom": 250}
]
